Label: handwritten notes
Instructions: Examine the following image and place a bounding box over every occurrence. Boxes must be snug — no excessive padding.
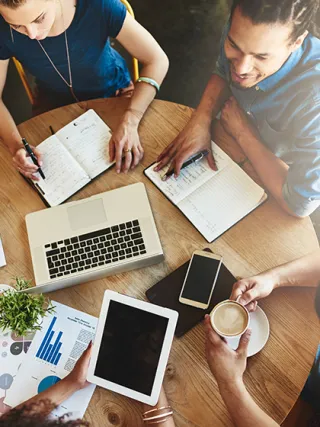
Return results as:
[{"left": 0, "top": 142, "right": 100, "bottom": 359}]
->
[
  {"left": 35, "top": 137, "right": 90, "bottom": 207},
  {"left": 31, "top": 110, "right": 114, "bottom": 206},
  {"left": 57, "top": 110, "right": 113, "bottom": 178},
  {"left": 145, "top": 142, "right": 266, "bottom": 242},
  {"left": 146, "top": 143, "right": 231, "bottom": 205}
]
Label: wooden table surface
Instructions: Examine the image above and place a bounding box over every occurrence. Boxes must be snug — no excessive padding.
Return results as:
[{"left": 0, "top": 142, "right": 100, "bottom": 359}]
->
[{"left": 0, "top": 98, "right": 319, "bottom": 426}]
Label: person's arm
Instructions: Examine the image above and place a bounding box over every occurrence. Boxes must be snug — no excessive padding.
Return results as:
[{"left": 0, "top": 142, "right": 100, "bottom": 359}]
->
[
  {"left": 203, "top": 316, "right": 278, "bottom": 427},
  {"left": 220, "top": 96, "right": 320, "bottom": 218},
  {"left": 109, "top": 13, "right": 169, "bottom": 173},
  {"left": 155, "top": 74, "right": 231, "bottom": 175},
  {"left": 230, "top": 250, "right": 320, "bottom": 308},
  {"left": 0, "top": 59, "right": 43, "bottom": 180},
  {"left": 219, "top": 96, "right": 296, "bottom": 216},
  {"left": 142, "top": 386, "right": 175, "bottom": 426},
  {"left": 15, "top": 342, "right": 92, "bottom": 417}
]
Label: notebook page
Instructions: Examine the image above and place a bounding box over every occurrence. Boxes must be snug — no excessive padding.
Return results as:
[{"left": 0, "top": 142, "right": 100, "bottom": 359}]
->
[
  {"left": 33, "top": 136, "right": 90, "bottom": 207},
  {"left": 178, "top": 163, "right": 265, "bottom": 242},
  {"left": 56, "top": 109, "right": 113, "bottom": 179},
  {"left": 145, "top": 142, "right": 231, "bottom": 205}
]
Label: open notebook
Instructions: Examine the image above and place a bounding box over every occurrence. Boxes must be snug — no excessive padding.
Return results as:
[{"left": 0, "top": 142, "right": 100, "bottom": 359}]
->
[
  {"left": 29, "top": 109, "right": 113, "bottom": 207},
  {"left": 144, "top": 142, "right": 267, "bottom": 243}
]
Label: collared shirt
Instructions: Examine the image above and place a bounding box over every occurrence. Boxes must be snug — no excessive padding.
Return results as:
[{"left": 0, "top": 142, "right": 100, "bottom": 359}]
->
[
  {"left": 0, "top": 0, "right": 131, "bottom": 100},
  {"left": 214, "top": 24, "right": 320, "bottom": 217}
]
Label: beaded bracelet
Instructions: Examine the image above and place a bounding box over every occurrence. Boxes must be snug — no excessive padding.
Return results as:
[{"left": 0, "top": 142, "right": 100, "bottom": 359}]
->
[{"left": 136, "top": 77, "right": 160, "bottom": 92}]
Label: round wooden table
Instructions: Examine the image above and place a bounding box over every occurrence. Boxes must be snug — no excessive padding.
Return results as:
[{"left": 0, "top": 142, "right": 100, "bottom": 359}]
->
[{"left": 0, "top": 98, "right": 319, "bottom": 426}]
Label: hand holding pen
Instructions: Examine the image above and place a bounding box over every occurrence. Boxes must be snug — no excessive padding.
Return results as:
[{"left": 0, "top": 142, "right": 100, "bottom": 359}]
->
[
  {"left": 161, "top": 150, "right": 209, "bottom": 181},
  {"left": 12, "top": 138, "right": 44, "bottom": 181}
]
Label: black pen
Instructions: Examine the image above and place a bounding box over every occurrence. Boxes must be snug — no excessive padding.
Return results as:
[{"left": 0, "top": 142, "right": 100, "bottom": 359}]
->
[
  {"left": 22, "top": 138, "right": 46, "bottom": 180},
  {"left": 49, "top": 125, "right": 55, "bottom": 135},
  {"left": 162, "top": 150, "right": 209, "bottom": 180}
]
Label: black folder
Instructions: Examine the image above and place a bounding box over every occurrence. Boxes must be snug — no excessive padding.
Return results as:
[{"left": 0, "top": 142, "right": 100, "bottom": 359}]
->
[{"left": 146, "top": 249, "right": 236, "bottom": 337}]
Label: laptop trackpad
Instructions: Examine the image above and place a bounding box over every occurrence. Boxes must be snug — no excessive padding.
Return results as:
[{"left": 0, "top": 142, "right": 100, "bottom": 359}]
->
[{"left": 67, "top": 198, "right": 107, "bottom": 231}]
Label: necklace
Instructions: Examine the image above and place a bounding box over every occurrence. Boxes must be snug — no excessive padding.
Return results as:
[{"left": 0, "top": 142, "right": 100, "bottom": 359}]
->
[{"left": 37, "top": 1, "right": 79, "bottom": 102}]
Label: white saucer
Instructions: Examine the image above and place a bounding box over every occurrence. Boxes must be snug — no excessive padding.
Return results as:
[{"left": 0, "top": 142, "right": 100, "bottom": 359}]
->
[{"left": 225, "top": 306, "right": 270, "bottom": 357}]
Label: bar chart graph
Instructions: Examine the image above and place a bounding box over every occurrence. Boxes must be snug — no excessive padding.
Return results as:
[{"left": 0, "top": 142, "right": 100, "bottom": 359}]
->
[{"left": 35, "top": 317, "right": 63, "bottom": 366}]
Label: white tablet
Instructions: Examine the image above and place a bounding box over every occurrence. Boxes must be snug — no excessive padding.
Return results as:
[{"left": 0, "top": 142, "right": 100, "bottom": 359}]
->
[{"left": 87, "top": 290, "right": 178, "bottom": 405}]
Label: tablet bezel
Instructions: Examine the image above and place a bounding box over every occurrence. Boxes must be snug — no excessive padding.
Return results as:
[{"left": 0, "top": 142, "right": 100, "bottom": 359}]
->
[{"left": 87, "top": 290, "right": 178, "bottom": 405}]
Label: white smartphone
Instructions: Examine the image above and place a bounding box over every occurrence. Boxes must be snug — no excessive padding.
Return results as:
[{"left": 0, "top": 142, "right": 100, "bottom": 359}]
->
[{"left": 179, "top": 250, "right": 223, "bottom": 309}]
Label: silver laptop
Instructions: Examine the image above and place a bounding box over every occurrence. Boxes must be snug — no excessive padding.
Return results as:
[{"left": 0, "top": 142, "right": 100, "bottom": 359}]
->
[{"left": 25, "top": 183, "right": 164, "bottom": 293}]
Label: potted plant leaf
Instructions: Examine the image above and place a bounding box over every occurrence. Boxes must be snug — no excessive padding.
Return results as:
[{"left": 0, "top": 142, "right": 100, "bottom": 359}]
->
[{"left": 0, "top": 277, "right": 55, "bottom": 336}]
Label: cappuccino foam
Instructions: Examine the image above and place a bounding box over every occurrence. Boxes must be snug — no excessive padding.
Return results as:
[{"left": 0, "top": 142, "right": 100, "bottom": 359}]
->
[{"left": 212, "top": 302, "right": 248, "bottom": 336}]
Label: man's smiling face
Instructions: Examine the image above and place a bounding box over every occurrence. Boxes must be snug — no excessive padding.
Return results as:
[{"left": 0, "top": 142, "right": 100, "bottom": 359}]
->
[{"left": 224, "top": 6, "right": 306, "bottom": 89}]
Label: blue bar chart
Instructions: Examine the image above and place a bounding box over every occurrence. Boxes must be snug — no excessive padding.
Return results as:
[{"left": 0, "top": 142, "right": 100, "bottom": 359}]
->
[{"left": 35, "top": 317, "right": 63, "bottom": 366}]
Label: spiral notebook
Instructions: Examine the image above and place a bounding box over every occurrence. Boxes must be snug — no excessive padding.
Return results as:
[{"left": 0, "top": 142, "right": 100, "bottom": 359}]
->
[
  {"left": 27, "top": 109, "right": 114, "bottom": 207},
  {"left": 144, "top": 143, "right": 267, "bottom": 243}
]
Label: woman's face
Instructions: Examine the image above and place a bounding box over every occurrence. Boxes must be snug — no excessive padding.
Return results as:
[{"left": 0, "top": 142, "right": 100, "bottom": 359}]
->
[{"left": 0, "top": 0, "right": 59, "bottom": 40}]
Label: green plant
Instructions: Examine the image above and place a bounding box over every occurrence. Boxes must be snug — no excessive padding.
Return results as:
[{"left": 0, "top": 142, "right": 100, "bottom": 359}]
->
[{"left": 0, "top": 277, "right": 55, "bottom": 336}]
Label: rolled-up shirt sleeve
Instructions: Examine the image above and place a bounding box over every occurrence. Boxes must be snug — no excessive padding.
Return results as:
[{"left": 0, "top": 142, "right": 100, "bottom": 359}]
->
[{"left": 282, "top": 95, "right": 320, "bottom": 216}]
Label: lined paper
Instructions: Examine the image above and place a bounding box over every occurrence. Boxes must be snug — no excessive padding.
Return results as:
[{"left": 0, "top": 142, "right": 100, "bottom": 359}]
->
[
  {"left": 178, "top": 163, "right": 265, "bottom": 241},
  {"left": 34, "top": 136, "right": 90, "bottom": 207},
  {"left": 57, "top": 109, "right": 113, "bottom": 179},
  {"left": 145, "top": 143, "right": 231, "bottom": 204}
]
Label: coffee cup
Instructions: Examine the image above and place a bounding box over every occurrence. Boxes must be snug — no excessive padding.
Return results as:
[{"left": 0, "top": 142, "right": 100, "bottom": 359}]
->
[{"left": 210, "top": 299, "right": 249, "bottom": 339}]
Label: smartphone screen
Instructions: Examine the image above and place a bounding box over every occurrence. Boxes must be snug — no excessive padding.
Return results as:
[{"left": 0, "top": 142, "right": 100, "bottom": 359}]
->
[{"left": 181, "top": 254, "right": 221, "bottom": 304}]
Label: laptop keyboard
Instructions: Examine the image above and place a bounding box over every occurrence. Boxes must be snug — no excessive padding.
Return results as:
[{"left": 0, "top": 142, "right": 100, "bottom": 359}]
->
[{"left": 44, "top": 220, "right": 146, "bottom": 279}]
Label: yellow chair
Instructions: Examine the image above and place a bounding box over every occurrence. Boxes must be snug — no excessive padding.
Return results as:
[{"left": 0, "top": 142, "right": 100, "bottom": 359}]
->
[{"left": 13, "top": 0, "right": 140, "bottom": 105}]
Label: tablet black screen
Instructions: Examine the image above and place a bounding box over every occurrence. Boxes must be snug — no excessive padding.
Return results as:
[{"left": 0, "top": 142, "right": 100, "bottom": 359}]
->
[{"left": 94, "top": 300, "right": 169, "bottom": 395}]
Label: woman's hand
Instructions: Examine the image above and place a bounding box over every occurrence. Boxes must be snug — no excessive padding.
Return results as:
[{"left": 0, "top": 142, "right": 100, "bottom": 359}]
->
[
  {"left": 64, "top": 341, "right": 93, "bottom": 390},
  {"left": 109, "top": 110, "right": 144, "bottom": 174},
  {"left": 12, "top": 145, "right": 43, "bottom": 181}
]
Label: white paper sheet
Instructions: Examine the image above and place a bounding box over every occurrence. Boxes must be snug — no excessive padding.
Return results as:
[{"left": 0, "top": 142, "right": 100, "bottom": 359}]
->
[
  {"left": 5, "top": 302, "right": 97, "bottom": 420},
  {"left": 0, "top": 237, "right": 6, "bottom": 267},
  {"left": 57, "top": 109, "right": 114, "bottom": 179}
]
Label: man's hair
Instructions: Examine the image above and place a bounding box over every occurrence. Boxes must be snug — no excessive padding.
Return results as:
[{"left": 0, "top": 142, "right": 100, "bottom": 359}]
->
[
  {"left": 0, "top": 401, "right": 89, "bottom": 427},
  {"left": 231, "top": 0, "right": 320, "bottom": 41}
]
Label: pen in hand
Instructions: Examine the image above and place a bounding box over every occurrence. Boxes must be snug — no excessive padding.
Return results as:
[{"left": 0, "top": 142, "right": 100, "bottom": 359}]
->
[
  {"left": 161, "top": 150, "right": 209, "bottom": 181},
  {"left": 22, "top": 138, "right": 46, "bottom": 180}
]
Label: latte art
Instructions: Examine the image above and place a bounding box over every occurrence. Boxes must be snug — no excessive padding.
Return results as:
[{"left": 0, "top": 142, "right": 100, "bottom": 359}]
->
[{"left": 212, "top": 301, "right": 248, "bottom": 336}]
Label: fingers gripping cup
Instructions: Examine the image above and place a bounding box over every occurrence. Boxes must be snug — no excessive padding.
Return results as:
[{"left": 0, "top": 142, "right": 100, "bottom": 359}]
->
[{"left": 210, "top": 298, "right": 249, "bottom": 339}]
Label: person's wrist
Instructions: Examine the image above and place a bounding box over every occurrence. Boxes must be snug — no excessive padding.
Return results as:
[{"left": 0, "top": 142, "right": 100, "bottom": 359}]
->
[
  {"left": 62, "top": 374, "right": 83, "bottom": 393},
  {"left": 218, "top": 376, "right": 246, "bottom": 396},
  {"left": 192, "top": 109, "right": 212, "bottom": 127},
  {"left": 10, "top": 140, "right": 23, "bottom": 156},
  {"left": 124, "top": 108, "right": 144, "bottom": 127}
]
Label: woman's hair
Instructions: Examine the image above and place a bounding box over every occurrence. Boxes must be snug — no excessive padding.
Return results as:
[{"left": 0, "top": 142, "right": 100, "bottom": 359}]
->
[
  {"left": 0, "top": 401, "right": 89, "bottom": 427},
  {"left": 231, "top": 0, "right": 320, "bottom": 40},
  {"left": 0, "top": 0, "right": 27, "bottom": 9}
]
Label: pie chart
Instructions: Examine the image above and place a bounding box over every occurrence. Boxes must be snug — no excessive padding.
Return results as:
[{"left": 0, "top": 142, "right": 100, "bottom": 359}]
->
[{"left": 38, "top": 376, "right": 61, "bottom": 393}]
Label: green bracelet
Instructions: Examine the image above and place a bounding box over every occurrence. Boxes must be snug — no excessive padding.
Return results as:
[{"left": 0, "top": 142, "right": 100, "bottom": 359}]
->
[{"left": 136, "top": 77, "right": 160, "bottom": 92}]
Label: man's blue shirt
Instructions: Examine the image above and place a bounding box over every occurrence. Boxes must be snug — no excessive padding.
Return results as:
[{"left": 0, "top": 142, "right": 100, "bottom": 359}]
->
[
  {"left": 214, "top": 25, "right": 320, "bottom": 216},
  {"left": 0, "top": 0, "right": 131, "bottom": 100}
]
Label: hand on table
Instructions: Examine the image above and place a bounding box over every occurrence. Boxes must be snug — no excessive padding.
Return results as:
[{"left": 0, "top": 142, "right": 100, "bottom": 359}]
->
[
  {"left": 154, "top": 115, "right": 217, "bottom": 177},
  {"left": 203, "top": 315, "right": 251, "bottom": 388},
  {"left": 12, "top": 145, "right": 43, "bottom": 181},
  {"left": 64, "top": 341, "right": 93, "bottom": 390},
  {"left": 230, "top": 274, "right": 276, "bottom": 312},
  {"left": 109, "top": 112, "right": 144, "bottom": 174},
  {"left": 220, "top": 96, "right": 257, "bottom": 141}
]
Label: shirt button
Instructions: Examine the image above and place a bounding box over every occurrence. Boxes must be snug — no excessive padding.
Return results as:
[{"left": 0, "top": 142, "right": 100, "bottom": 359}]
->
[
  {"left": 247, "top": 111, "right": 252, "bottom": 116},
  {"left": 255, "top": 86, "right": 260, "bottom": 91}
]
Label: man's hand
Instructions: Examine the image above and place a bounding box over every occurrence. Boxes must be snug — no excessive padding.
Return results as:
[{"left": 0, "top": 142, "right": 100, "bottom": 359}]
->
[
  {"left": 155, "top": 115, "right": 217, "bottom": 177},
  {"left": 64, "top": 341, "right": 93, "bottom": 390},
  {"left": 230, "top": 274, "right": 276, "bottom": 311},
  {"left": 203, "top": 315, "right": 251, "bottom": 388},
  {"left": 220, "top": 96, "right": 257, "bottom": 142},
  {"left": 109, "top": 111, "right": 144, "bottom": 174},
  {"left": 13, "top": 145, "right": 43, "bottom": 181}
]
